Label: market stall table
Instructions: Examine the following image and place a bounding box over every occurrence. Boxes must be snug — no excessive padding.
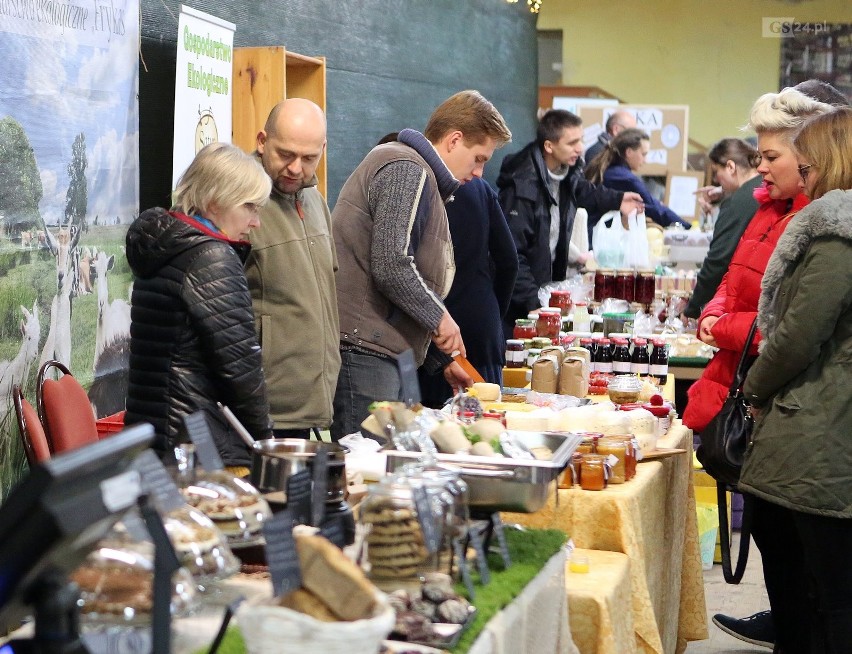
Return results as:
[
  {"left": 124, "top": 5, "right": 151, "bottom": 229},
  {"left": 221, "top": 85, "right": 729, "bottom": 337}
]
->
[
  {"left": 566, "top": 549, "right": 635, "bottom": 654},
  {"left": 502, "top": 421, "right": 708, "bottom": 654}
]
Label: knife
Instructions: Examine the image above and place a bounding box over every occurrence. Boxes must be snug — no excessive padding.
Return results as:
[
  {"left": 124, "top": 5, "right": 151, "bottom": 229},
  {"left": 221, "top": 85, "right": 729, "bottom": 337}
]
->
[{"left": 453, "top": 353, "right": 485, "bottom": 384}]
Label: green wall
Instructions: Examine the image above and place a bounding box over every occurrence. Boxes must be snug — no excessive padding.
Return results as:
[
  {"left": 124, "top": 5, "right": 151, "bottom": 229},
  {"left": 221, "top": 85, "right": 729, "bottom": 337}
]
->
[{"left": 538, "top": 0, "right": 852, "bottom": 149}]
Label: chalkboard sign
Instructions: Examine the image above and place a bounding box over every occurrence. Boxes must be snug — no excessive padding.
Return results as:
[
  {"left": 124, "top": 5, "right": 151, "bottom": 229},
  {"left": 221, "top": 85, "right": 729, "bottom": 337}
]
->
[
  {"left": 412, "top": 485, "right": 441, "bottom": 554},
  {"left": 183, "top": 411, "right": 224, "bottom": 472},
  {"left": 396, "top": 349, "right": 421, "bottom": 407},
  {"left": 468, "top": 521, "right": 491, "bottom": 585},
  {"left": 132, "top": 450, "right": 186, "bottom": 514},
  {"left": 453, "top": 535, "right": 475, "bottom": 600},
  {"left": 311, "top": 449, "right": 328, "bottom": 527},
  {"left": 318, "top": 518, "right": 345, "bottom": 549},
  {"left": 286, "top": 470, "right": 312, "bottom": 526},
  {"left": 263, "top": 509, "right": 301, "bottom": 596},
  {"left": 491, "top": 513, "right": 512, "bottom": 569}
]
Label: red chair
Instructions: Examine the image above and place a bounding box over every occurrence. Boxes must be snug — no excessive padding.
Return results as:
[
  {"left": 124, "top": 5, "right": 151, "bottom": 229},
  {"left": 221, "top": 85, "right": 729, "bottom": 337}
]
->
[
  {"left": 36, "top": 360, "right": 99, "bottom": 455},
  {"left": 13, "top": 385, "right": 51, "bottom": 465}
]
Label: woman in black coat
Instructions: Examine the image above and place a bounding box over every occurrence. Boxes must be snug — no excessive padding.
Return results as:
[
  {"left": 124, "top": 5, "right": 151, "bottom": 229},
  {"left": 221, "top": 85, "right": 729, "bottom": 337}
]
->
[
  {"left": 125, "top": 143, "right": 273, "bottom": 467},
  {"left": 418, "top": 177, "right": 518, "bottom": 406}
]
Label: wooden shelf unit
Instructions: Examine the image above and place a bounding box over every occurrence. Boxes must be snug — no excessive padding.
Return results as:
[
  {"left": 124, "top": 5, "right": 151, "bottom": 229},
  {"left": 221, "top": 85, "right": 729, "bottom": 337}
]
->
[{"left": 232, "top": 46, "right": 327, "bottom": 198}]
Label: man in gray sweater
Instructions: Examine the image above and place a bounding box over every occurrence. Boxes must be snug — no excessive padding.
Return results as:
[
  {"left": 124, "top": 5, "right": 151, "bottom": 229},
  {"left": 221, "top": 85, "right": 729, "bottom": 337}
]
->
[{"left": 331, "top": 90, "right": 512, "bottom": 439}]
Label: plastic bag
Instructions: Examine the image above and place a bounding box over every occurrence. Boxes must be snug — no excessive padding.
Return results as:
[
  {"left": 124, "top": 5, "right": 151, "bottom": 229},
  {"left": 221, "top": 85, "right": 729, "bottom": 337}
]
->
[
  {"left": 623, "top": 211, "right": 651, "bottom": 269},
  {"left": 696, "top": 501, "right": 720, "bottom": 570},
  {"left": 592, "top": 210, "right": 625, "bottom": 269}
]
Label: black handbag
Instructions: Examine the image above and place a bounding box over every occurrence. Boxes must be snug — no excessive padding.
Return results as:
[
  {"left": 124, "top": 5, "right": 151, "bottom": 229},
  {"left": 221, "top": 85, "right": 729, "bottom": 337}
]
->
[{"left": 696, "top": 318, "right": 758, "bottom": 583}]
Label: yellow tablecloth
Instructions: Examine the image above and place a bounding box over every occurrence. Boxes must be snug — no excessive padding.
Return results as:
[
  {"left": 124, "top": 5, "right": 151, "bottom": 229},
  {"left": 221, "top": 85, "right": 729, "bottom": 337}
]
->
[
  {"left": 567, "top": 548, "right": 636, "bottom": 654},
  {"left": 503, "top": 422, "right": 708, "bottom": 654}
]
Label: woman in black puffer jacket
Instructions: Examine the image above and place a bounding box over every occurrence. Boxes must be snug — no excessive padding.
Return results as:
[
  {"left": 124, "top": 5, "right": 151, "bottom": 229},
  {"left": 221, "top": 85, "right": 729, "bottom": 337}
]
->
[{"left": 125, "top": 143, "right": 273, "bottom": 468}]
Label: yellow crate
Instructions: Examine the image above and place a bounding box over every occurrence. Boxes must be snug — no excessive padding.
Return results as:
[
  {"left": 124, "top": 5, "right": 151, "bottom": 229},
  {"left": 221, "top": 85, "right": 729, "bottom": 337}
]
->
[{"left": 694, "top": 470, "right": 731, "bottom": 564}]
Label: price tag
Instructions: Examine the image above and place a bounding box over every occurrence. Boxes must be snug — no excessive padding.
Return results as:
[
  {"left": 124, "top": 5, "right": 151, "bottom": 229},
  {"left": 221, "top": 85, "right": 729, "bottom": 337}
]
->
[
  {"left": 311, "top": 449, "right": 328, "bottom": 527},
  {"left": 262, "top": 509, "right": 302, "bottom": 596},
  {"left": 491, "top": 513, "right": 512, "bottom": 569},
  {"left": 453, "top": 535, "right": 475, "bottom": 600},
  {"left": 411, "top": 485, "right": 441, "bottom": 554},
  {"left": 468, "top": 521, "right": 491, "bottom": 584},
  {"left": 184, "top": 411, "right": 224, "bottom": 471},
  {"left": 286, "top": 470, "right": 312, "bottom": 526},
  {"left": 132, "top": 450, "right": 186, "bottom": 513},
  {"left": 318, "top": 517, "right": 345, "bottom": 549},
  {"left": 396, "top": 349, "right": 422, "bottom": 407}
]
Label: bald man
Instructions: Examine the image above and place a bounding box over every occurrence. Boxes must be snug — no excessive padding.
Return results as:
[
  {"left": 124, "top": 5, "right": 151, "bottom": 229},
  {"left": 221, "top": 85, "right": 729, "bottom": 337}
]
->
[
  {"left": 245, "top": 99, "right": 340, "bottom": 439},
  {"left": 584, "top": 109, "right": 637, "bottom": 165}
]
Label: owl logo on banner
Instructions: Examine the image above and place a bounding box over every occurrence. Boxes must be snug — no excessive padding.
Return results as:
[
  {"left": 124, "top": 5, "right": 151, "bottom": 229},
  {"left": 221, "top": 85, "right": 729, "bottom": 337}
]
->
[{"left": 195, "top": 106, "right": 219, "bottom": 154}]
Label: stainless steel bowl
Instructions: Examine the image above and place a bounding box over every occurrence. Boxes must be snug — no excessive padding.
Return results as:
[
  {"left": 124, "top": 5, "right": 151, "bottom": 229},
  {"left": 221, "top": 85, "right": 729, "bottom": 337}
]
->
[{"left": 250, "top": 439, "right": 348, "bottom": 502}]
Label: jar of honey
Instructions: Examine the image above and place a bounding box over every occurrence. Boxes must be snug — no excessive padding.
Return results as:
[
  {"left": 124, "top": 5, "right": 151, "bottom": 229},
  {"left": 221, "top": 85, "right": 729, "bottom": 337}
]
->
[
  {"left": 549, "top": 289, "right": 573, "bottom": 316},
  {"left": 536, "top": 308, "right": 562, "bottom": 340},
  {"left": 580, "top": 454, "right": 608, "bottom": 491},
  {"left": 596, "top": 437, "right": 628, "bottom": 484},
  {"left": 559, "top": 452, "right": 583, "bottom": 489},
  {"left": 606, "top": 434, "right": 637, "bottom": 481}
]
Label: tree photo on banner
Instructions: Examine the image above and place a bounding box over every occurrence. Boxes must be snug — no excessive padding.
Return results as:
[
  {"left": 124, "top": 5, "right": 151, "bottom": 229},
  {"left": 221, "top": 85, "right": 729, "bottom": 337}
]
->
[{"left": 0, "top": 0, "right": 140, "bottom": 499}]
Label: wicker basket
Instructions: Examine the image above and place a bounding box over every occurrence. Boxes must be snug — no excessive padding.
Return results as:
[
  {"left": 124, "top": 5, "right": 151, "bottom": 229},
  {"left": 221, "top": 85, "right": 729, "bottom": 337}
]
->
[{"left": 237, "top": 592, "right": 395, "bottom": 654}]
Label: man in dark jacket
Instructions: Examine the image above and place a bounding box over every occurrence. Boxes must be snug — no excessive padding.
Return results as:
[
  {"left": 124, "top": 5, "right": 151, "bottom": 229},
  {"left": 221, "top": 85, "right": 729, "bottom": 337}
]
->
[{"left": 497, "top": 109, "right": 643, "bottom": 332}]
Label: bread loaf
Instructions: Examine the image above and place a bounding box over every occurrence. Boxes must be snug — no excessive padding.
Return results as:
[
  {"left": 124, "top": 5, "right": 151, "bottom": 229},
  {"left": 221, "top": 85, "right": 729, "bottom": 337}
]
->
[
  {"left": 278, "top": 588, "right": 340, "bottom": 622},
  {"left": 294, "top": 533, "right": 377, "bottom": 621}
]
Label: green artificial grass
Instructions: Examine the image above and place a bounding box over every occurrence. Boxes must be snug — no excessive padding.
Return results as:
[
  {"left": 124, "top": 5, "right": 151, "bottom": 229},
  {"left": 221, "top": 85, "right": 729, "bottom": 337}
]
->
[{"left": 194, "top": 528, "right": 567, "bottom": 654}]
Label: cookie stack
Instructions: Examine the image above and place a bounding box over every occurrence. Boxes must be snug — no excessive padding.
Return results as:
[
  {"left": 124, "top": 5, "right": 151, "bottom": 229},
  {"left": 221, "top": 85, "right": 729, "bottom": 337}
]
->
[{"left": 362, "top": 504, "right": 429, "bottom": 579}]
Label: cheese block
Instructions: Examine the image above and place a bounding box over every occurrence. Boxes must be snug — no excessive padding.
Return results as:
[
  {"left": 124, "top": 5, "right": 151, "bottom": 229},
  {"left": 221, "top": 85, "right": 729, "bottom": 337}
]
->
[
  {"left": 471, "top": 382, "right": 501, "bottom": 402},
  {"left": 504, "top": 407, "right": 556, "bottom": 432},
  {"left": 294, "top": 533, "right": 377, "bottom": 621}
]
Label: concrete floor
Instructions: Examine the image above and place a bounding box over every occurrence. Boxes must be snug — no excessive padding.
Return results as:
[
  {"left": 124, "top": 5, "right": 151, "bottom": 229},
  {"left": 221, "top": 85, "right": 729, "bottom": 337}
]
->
[{"left": 686, "top": 535, "right": 770, "bottom": 653}]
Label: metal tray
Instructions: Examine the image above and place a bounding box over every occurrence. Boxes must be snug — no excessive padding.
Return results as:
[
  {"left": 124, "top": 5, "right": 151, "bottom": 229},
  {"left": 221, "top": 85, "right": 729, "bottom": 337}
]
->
[
  {"left": 385, "top": 431, "right": 583, "bottom": 513},
  {"left": 388, "top": 604, "right": 477, "bottom": 649}
]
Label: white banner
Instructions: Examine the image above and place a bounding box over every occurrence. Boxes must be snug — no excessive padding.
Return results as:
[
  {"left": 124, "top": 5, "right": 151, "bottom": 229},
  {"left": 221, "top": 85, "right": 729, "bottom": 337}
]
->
[{"left": 172, "top": 5, "right": 235, "bottom": 189}]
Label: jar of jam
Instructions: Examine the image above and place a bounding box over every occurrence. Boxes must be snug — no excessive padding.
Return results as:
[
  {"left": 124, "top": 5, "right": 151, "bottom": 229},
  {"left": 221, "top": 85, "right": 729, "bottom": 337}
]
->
[
  {"left": 631, "top": 337, "right": 650, "bottom": 375},
  {"left": 580, "top": 454, "right": 608, "bottom": 491},
  {"left": 596, "top": 437, "right": 628, "bottom": 484},
  {"left": 576, "top": 436, "right": 596, "bottom": 455},
  {"left": 505, "top": 339, "right": 526, "bottom": 369},
  {"left": 536, "top": 308, "right": 562, "bottom": 340},
  {"left": 615, "top": 270, "right": 636, "bottom": 303},
  {"left": 649, "top": 339, "right": 669, "bottom": 385},
  {"left": 594, "top": 269, "right": 616, "bottom": 302},
  {"left": 513, "top": 318, "right": 536, "bottom": 340},
  {"left": 559, "top": 332, "right": 576, "bottom": 348},
  {"left": 549, "top": 289, "right": 573, "bottom": 316},
  {"left": 635, "top": 270, "right": 656, "bottom": 305},
  {"left": 531, "top": 337, "right": 552, "bottom": 350},
  {"left": 612, "top": 338, "right": 632, "bottom": 374},
  {"left": 594, "top": 338, "right": 613, "bottom": 373},
  {"left": 559, "top": 452, "right": 584, "bottom": 489},
  {"left": 526, "top": 348, "right": 542, "bottom": 368}
]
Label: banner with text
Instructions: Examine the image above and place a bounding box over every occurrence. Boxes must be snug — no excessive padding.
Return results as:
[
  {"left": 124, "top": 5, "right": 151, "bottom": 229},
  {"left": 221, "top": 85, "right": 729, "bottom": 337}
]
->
[{"left": 172, "top": 5, "right": 234, "bottom": 188}]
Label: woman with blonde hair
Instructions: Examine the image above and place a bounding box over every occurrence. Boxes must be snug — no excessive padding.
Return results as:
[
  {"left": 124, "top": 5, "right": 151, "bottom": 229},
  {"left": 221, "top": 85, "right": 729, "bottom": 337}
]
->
[
  {"left": 738, "top": 106, "right": 852, "bottom": 653},
  {"left": 125, "top": 142, "right": 273, "bottom": 469},
  {"left": 683, "top": 88, "right": 833, "bottom": 650}
]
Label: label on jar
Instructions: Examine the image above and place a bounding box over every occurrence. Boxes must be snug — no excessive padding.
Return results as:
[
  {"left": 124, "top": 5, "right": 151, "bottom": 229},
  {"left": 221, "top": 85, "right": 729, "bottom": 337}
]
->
[
  {"left": 597, "top": 361, "right": 613, "bottom": 373},
  {"left": 505, "top": 349, "right": 526, "bottom": 364},
  {"left": 613, "top": 361, "right": 631, "bottom": 374},
  {"left": 631, "top": 362, "right": 649, "bottom": 375},
  {"left": 650, "top": 364, "right": 668, "bottom": 376}
]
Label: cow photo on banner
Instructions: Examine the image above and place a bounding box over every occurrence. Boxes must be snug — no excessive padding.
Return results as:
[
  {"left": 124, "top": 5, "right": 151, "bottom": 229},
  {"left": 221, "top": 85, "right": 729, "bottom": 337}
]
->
[{"left": 0, "top": 0, "right": 140, "bottom": 499}]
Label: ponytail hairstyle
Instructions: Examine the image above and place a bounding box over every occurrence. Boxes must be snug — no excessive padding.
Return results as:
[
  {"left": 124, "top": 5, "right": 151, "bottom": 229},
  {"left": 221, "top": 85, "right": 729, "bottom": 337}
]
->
[
  {"left": 585, "top": 128, "right": 649, "bottom": 184},
  {"left": 707, "top": 138, "right": 760, "bottom": 172}
]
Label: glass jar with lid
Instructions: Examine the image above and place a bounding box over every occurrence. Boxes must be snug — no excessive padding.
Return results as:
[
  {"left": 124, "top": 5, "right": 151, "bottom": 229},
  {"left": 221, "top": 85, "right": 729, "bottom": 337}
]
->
[
  {"left": 173, "top": 445, "right": 272, "bottom": 548},
  {"left": 594, "top": 269, "right": 616, "bottom": 301},
  {"left": 549, "top": 289, "right": 573, "bottom": 316},
  {"left": 359, "top": 473, "right": 444, "bottom": 580},
  {"left": 513, "top": 318, "right": 536, "bottom": 340},
  {"left": 615, "top": 270, "right": 636, "bottom": 303},
  {"left": 536, "top": 308, "right": 562, "bottom": 340},
  {"left": 635, "top": 270, "right": 656, "bottom": 305},
  {"left": 70, "top": 532, "right": 198, "bottom": 625},
  {"left": 596, "top": 437, "right": 628, "bottom": 484},
  {"left": 505, "top": 339, "right": 526, "bottom": 369},
  {"left": 579, "top": 454, "right": 608, "bottom": 491}
]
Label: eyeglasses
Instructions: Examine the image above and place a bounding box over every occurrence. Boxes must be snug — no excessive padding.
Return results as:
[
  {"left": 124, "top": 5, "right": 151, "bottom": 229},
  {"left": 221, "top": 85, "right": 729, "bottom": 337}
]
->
[{"left": 797, "top": 164, "right": 813, "bottom": 183}]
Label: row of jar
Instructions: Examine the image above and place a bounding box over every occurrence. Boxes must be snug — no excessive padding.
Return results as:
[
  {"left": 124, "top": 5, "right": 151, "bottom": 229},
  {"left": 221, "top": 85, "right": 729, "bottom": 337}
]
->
[
  {"left": 506, "top": 336, "right": 669, "bottom": 379},
  {"left": 558, "top": 433, "right": 639, "bottom": 490}
]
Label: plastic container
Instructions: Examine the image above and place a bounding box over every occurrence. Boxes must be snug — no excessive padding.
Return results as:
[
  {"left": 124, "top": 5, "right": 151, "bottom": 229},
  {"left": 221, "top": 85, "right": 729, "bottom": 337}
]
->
[
  {"left": 607, "top": 375, "right": 643, "bottom": 405},
  {"left": 95, "top": 411, "right": 125, "bottom": 439}
]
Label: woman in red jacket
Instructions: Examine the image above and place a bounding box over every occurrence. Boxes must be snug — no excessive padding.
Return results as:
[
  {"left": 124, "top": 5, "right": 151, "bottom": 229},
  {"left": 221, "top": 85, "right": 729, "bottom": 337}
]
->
[
  {"left": 683, "top": 88, "right": 833, "bottom": 651},
  {"left": 684, "top": 88, "right": 831, "bottom": 432}
]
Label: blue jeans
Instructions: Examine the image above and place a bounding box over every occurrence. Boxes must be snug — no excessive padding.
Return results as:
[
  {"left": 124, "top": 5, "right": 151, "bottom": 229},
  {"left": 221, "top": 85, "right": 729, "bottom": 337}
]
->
[{"left": 331, "top": 349, "right": 401, "bottom": 441}]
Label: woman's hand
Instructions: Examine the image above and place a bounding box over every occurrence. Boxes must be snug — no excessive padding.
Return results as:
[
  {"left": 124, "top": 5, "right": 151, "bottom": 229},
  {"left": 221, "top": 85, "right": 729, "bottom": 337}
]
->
[{"left": 698, "top": 315, "right": 719, "bottom": 346}]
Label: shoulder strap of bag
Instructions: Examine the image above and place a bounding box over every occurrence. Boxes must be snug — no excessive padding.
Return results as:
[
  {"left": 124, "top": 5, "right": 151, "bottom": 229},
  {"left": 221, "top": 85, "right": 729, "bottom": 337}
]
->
[
  {"left": 718, "top": 482, "right": 752, "bottom": 583},
  {"left": 730, "top": 318, "right": 759, "bottom": 393}
]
